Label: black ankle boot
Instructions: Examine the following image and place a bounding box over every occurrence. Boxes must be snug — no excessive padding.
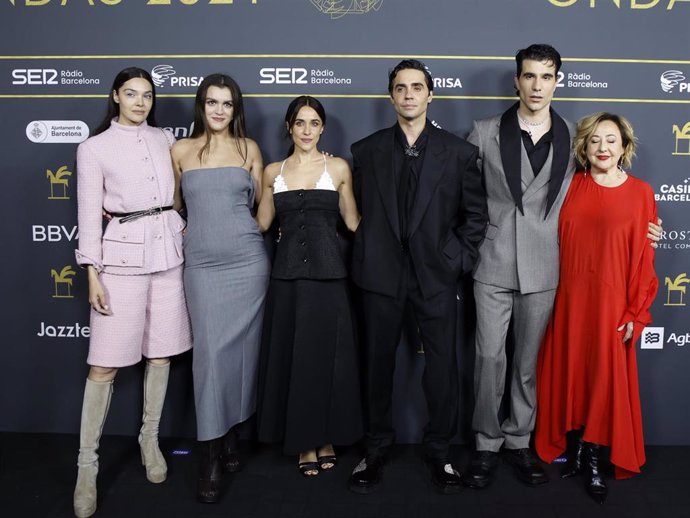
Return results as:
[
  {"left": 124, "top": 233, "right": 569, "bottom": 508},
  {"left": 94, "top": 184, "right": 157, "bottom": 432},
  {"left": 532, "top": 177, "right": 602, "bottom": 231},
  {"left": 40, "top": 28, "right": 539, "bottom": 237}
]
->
[
  {"left": 221, "top": 425, "right": 241, "bottom": 473},
  {"left": 197, "top": 438, "right": 223, "bottom": 503},
  {"left": 560, "top": 429, "right": 584, "bottom": 479},
  {"left": 583, "top": 442, "right": 607, "bottom": 504}
]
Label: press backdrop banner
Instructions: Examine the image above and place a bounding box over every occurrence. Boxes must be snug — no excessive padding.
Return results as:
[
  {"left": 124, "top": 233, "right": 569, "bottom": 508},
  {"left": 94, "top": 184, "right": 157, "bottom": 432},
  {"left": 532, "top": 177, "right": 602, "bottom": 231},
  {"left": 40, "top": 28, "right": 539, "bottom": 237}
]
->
[{"left": 1, "top": 0, "right": 689, "bottom": 445}]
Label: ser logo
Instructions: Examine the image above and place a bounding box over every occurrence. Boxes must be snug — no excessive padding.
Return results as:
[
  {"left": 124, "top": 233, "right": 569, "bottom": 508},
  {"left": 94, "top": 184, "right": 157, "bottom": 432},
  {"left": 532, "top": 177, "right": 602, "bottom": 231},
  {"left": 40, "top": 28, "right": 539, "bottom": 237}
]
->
[
  {"left": 12, "top": 68, "right": 58, "bottom": 85},
  {"left": 641, "top": 327, "right": 664, "bottom": 349},
  {"left": 259, "top": 68, "right": 308, "bottom": 85}
]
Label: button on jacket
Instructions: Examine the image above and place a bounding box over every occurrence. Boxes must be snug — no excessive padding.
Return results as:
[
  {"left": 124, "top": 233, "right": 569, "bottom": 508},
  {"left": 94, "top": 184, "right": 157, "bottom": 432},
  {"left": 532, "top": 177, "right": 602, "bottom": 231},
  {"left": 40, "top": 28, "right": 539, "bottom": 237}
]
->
[{"left": 75, "top": 120, "right": 185, "bottom": 275}]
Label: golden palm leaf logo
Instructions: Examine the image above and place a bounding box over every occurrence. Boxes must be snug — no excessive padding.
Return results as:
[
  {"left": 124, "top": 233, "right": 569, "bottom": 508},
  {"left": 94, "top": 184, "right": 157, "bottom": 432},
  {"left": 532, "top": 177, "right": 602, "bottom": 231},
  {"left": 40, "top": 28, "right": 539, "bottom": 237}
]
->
[
  {"left": 672, "top": 122, "right": 690, "bottom": 156},
  {"left": 51, "top": 265, "right": 76, "bottom": 299},
  {"left": 664, "top": 273, "right": 689, "bottom": 306},
  {"left": 46, "top": 166, "right": 72, "bottom": 200}
]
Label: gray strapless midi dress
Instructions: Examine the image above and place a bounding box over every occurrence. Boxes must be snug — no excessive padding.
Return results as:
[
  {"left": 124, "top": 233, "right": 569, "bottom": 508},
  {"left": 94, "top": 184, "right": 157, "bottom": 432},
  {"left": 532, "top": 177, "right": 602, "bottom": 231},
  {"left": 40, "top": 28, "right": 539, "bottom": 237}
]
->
[{"left": 182, "top": 167, "right": 270, "bottom": 441}]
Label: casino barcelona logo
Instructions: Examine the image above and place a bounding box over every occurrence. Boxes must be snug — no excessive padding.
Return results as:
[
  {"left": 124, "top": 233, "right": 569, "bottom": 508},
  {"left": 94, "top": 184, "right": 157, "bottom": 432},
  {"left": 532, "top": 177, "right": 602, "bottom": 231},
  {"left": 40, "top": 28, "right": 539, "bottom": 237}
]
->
[
  {"left": 664, "top": 272, "right": 689, "bottom": 306},
  {"left": 310, "top": 0, "right": 383, "bottom": 18},
  {"left": 46, "top": 166, "right": 72, "bottom": 200},
  {"left": 672, "top": 122, "right": 690, "bottom": 156},
  {"left": 51, "top": 265, "right": 76, "bottom": 299}
]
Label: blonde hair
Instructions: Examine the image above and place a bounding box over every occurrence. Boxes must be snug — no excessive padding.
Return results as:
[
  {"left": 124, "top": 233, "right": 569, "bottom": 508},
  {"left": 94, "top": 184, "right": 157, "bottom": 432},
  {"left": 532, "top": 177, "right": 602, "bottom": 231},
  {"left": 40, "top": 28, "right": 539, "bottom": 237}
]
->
[{"left": 573, "top": 112, "right": 637, "bottom": 170}]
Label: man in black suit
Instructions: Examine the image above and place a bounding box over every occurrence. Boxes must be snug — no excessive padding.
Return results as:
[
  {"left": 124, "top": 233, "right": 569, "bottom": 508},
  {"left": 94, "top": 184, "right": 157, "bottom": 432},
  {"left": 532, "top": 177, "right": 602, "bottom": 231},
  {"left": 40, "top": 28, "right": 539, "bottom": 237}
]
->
[{"left": 348, "top": 59, "right": 487, "bottom": 494}]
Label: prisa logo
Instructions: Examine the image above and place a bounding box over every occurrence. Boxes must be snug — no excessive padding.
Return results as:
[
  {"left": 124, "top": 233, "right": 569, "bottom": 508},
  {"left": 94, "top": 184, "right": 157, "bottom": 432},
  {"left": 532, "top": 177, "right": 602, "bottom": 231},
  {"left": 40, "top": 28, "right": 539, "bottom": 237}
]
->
[{"left": 151, "top": 65, "right": 202, "bottom": 88}]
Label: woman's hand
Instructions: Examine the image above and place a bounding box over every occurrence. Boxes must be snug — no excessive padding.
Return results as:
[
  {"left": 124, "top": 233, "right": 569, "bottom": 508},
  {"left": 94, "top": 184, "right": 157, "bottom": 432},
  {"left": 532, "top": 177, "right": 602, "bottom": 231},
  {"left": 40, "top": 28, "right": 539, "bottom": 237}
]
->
[
  {"left": 617, "top": 321, "right": 634, "bottom": 343},
  {"left": 647, "top": 217, "right": 662, "bottom": 248},
  {"left": 87, "top": 266, "right": 111, "bottom": 315}
]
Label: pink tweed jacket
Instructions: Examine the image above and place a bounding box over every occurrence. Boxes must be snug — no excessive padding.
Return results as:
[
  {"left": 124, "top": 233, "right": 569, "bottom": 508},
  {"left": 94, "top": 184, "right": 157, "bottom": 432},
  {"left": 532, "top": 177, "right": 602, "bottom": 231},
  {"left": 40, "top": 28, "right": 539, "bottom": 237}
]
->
[{"left": 75, "top": 119, "right": 185, "bottom": 275}]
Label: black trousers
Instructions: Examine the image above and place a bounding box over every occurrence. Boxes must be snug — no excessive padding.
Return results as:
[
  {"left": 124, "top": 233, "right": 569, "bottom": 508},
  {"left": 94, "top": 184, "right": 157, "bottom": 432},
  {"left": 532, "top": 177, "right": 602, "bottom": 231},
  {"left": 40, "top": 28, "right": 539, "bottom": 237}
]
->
[{"left": 360, "top": 261, "right": 459, "bottom": 461}]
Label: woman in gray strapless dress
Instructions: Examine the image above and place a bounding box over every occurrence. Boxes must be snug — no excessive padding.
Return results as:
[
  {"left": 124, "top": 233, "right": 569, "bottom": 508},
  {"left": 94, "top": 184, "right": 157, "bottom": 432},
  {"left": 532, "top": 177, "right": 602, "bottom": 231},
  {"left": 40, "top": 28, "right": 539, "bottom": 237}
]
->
[{"left": 172, "top": 74, "right": 269, "bottom": 503}]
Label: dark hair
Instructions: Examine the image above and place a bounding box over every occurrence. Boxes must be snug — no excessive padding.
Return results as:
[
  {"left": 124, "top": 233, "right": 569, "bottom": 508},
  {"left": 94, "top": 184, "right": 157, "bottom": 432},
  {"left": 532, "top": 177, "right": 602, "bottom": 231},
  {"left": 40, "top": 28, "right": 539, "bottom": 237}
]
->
[
  {"left": 388, "top": 59, "right": 433, "bottom": 95},
  {"left": 515, "top": 44, "right": 562, "bottom": 76},
  {"left": 283, "top": 96, "right": 326, "bottom": 155},
  {"left": 190, "top": 73, "right": 248, "bottom": 165},
  {"left": 93, "top": 67, "right": 157, "bottom": 136}
]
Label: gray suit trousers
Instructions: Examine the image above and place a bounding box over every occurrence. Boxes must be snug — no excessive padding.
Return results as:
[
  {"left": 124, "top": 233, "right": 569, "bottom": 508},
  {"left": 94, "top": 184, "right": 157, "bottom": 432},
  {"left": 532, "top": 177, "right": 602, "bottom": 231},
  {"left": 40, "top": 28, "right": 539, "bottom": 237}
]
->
[{"left": 472, "top": 280, "right": 555, "bottom": 451}]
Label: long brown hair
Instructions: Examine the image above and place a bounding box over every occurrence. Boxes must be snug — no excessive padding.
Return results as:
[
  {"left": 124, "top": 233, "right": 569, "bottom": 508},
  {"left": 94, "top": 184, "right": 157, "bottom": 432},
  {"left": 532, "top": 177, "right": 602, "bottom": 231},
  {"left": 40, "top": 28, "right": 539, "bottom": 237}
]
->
[{"left": 190, "top": 73, "right": 247, "bottom": 165}]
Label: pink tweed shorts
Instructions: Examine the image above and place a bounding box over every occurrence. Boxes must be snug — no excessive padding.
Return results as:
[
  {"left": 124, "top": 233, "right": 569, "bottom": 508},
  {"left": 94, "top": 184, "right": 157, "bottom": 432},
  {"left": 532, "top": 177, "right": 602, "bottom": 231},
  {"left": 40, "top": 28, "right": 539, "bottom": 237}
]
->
[{"left": 87, "top": 265, "right": 192, "bottom": 367}]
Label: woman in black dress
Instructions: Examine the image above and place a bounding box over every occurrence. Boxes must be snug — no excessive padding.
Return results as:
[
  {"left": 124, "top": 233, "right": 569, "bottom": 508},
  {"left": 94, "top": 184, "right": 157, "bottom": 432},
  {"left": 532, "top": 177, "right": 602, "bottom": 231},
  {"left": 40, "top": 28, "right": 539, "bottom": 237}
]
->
[{"left": 255, "top": 96, "right": 362, "bottom": 476}]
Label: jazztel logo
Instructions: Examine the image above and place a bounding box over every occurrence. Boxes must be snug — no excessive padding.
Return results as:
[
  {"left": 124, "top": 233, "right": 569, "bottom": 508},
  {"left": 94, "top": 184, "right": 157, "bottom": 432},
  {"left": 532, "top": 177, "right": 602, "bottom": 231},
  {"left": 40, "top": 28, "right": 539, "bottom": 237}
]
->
[
  {"left": 664, "top": 273, "right": 689, "bottom": 306},
  {"left": 37, "top": 321, "right": 90, "bottom": 338},
  {"left": 672, "top": 122, "right": 690, "bottom": 155},
  {"left": 641, "top": 327, "right": 664, "bottom": 349},
  {"left": 46, "top": 165, "right": 72, "bottom": 199},
  {"left": 660, "top": 70, "right": 687, "bottom": 93},
  {"left": 26, "top": 121, "right": 89, "bottom": 144},
  {"left": 151, "top": 65, "right": 202, "bottom": 88},
  {"left": 51, "top": 265, "right": 76, "bottom": 299}
]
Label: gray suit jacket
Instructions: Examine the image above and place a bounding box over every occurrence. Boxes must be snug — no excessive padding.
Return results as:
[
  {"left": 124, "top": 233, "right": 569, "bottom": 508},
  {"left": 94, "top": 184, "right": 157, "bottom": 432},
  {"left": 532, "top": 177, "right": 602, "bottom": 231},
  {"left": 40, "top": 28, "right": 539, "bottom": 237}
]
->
[{"left": 469, "top": 103, "right": 576, "bottom": 294}]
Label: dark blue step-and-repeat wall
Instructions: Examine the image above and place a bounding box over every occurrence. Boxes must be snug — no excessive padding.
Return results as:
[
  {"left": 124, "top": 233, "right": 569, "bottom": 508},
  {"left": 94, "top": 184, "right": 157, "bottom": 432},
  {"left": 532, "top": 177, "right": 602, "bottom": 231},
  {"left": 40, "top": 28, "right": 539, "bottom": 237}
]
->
[{"left": 1, "top": 0, "right": 688, "bottom": 445}]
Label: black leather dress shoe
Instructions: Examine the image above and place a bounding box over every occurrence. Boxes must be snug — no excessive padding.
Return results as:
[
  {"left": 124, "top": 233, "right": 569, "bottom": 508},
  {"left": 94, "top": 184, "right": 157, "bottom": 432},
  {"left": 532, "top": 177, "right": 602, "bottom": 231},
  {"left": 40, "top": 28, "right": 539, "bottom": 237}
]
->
[
  {"left": 461, "top": 450, "right": 499, "bottom": 489},
  {"left": 503, "top": 448, "right": 549, "bottom": 486},
  {"left": 348, "top": 456, "right": 384, "bottom": 494},
  {"left": 427, "top": 459, "right": 462, "bottom": 494}
]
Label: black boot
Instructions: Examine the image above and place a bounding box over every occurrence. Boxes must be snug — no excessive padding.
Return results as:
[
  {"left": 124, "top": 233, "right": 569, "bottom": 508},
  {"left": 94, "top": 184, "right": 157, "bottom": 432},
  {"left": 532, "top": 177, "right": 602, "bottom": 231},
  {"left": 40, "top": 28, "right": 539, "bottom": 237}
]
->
[
  {"left": 197, "top": 438, "right": 223, "bottom": 504},
  {"left": 560, "top": 430, "right": 584, "bottom": 479},
  {"left": 583, "top": 442, "right": 607, "bottom": 504},
  {"left": 221, "top": 425, "right": 241, "bottom": 473}
]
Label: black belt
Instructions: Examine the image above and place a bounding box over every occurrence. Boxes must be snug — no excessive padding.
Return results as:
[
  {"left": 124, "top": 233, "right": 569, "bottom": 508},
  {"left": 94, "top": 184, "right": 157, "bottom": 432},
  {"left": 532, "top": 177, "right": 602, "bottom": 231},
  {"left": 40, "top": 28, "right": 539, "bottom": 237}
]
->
[{"left": 111, "top": 205, "right": 174, "bottom": 223}]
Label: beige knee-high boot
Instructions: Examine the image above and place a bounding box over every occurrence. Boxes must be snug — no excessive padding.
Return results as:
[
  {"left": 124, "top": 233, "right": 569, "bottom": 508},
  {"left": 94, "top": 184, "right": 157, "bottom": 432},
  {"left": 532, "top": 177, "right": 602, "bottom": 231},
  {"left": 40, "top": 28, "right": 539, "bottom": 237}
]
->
[
  {"left": 138, "top": 361, "right": 170, "bottom": 483},
  {"left": 73, "top": 378, "right": 113, "bottom": 518}
]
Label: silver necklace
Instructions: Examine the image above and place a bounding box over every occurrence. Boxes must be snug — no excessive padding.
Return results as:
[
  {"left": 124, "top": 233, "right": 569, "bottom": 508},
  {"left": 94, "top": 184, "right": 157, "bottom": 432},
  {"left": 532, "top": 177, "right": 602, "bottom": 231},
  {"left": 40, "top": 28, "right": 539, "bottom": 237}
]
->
[{"left": 517, "top": 113, "right": 548, "bottom": 137}]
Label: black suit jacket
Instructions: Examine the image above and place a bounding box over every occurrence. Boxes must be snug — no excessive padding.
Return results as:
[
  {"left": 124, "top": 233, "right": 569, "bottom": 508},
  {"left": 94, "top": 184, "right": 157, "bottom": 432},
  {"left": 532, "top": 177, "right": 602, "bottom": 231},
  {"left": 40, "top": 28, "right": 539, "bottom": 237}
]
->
[{"left": 351, "top": 123, "right": 488, "bottom": 299}]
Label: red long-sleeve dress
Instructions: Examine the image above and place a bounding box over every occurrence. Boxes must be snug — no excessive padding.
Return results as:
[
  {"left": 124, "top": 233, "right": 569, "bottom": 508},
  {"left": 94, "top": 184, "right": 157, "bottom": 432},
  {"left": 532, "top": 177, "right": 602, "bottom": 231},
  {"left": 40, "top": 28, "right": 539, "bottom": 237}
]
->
[{"left": 535, "top": 171, "right": 658, "bottom": 479}]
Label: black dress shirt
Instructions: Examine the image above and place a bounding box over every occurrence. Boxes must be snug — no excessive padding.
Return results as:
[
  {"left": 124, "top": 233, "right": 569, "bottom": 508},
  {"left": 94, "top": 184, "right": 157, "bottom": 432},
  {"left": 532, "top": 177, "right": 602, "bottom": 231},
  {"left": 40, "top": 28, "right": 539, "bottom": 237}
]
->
[{"left": 520, "top": 128, "right": 553, "bottom": 176}]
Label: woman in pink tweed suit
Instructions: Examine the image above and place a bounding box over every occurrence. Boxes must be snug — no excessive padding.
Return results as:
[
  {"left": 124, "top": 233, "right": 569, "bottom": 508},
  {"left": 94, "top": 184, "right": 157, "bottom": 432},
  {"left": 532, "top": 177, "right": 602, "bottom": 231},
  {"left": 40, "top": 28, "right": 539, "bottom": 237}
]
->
[{"left": 72, "top": 67, "right": 192, "bottom": 518}]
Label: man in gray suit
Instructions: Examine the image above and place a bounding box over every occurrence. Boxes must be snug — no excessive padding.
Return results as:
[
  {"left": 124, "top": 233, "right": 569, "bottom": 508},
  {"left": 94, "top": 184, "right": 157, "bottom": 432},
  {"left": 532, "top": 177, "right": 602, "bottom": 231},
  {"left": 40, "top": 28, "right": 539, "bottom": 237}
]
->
[
  {"left": 462, "top": 43, "right": 577, "bottom": 489},
  {"left": 463, "top": 44, "right": 661, "bottom": 490}
]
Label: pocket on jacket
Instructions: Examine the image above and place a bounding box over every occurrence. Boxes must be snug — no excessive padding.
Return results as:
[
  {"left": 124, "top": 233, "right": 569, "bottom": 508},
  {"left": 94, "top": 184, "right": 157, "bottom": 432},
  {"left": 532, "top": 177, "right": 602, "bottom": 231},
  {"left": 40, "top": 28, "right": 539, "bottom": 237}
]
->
[
  {"left": 169, "top": 215, "right": 186, "bottom": 258},
  {"left": 102, "top": 223, "right": 145, "bottom": 267},
  {"left": 442, "top": 233, "right": 464, "bottom": 274}
]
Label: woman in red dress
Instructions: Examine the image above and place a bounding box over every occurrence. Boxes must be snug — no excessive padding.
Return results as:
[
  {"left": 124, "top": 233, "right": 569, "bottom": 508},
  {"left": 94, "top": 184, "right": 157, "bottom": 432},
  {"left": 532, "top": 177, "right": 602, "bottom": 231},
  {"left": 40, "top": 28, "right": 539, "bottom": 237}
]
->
[{"left": 535, "top": 113, "right": 658, "bottom": 503}]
